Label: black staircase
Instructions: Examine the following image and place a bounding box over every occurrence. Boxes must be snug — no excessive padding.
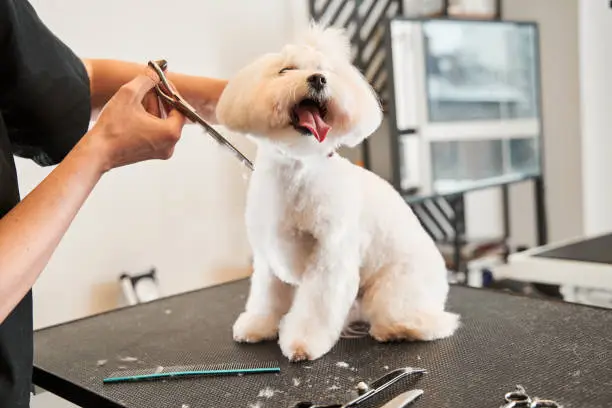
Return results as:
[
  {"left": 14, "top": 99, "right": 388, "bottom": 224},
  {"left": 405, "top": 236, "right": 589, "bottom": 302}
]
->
[
  {"left": 308, "top": 0, "right": 404, "bottom": 170},
  {"left": 307, "top": 0, "right": 403, "bottom": 104}
]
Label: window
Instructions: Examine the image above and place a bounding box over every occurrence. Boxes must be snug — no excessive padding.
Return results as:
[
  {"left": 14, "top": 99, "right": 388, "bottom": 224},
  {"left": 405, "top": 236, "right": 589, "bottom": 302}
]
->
[{"left": 423, "top": 20, "right": 539, "bottom": 123}]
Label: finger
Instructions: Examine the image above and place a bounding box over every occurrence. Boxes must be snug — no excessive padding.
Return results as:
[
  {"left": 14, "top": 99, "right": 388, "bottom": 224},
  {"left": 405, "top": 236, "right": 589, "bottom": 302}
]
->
[
  {"left": 166, "top": 107, "right": 187, "bottom": 131},
  {"left": 162, "top": 145, "right": 176, "bottom": 160},
  {"left": 160, "top": 98, "right": 174, "bottom": 119},
  {"left": 161, "top": 78, "right": 197, "bottom": 124},
  {"left": 143, "top": 90, "right": 161, "bottom": 117},
  {"left": 126, "top": 68, "right": 161, "bottom": 101}
]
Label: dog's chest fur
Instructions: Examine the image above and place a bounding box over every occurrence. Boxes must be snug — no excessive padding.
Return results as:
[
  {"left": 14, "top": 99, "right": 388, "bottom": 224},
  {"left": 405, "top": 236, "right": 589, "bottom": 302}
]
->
[{"left": 246, "top": 158, "right": 335, "bottom": 285}]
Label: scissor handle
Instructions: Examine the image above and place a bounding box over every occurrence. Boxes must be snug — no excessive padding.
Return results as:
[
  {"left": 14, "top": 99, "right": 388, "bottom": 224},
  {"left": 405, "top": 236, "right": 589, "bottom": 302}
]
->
[
  {"left": 147, "top": 60, "right": 175, "bottom": 99},
  {"left": 146, "top": 59, "right": 255, "bottom": 171},
  {"left": 147, "top": 60, "right": 201, "bottom": 120},
  {"left": 341, "top": 368, "right": 426, "bottom": 408},
  {"left": 504, "top": 390, "right": 531, "bottom": 403},
  {"left": 502, "top": 386, "right": 561, "bottom": 408}
]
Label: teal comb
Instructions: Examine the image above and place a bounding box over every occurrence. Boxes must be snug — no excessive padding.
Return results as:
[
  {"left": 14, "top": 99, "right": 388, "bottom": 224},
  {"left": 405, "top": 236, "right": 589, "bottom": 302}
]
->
[{"left": 102, "top": 361, "right": 280, "bottom": 384}]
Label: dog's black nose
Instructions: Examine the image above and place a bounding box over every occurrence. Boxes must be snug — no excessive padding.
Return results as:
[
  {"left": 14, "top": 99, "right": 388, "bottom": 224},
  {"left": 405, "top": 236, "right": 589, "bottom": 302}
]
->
[{"left": 307, "top": 74, "right": 327, "bottom": 91}]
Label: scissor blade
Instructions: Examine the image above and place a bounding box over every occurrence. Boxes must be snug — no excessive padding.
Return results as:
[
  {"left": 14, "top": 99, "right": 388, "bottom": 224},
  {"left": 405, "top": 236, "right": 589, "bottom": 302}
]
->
[
  {"left": 379, "top": 389, "right": 424, "bottom": 408},
  {"left": 342, "top": 368, "right": 426, "bottom": 408},
  {"left": 172, "top": 101, "right": 254, "bottom": 171},
  {"left": 369, "top": 368, "right": 427, "bottom": 390},
  {"left": 192, "top": 114, "right": 254, "bottom": 170}
]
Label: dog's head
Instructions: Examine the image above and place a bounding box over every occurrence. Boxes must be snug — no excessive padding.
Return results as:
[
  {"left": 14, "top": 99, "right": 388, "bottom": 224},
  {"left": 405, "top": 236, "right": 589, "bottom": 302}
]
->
[{"left": 216, "top": 24, "right": 383, "bottom": 158}]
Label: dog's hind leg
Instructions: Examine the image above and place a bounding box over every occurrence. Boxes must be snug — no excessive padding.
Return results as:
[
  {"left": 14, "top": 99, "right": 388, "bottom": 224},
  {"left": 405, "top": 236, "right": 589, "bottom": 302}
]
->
[
  {"left": 362, "top": 263, "right": 460, "bottom": 342},
  {"left": 233, "top": 254, "right": 294, "bottom": 343}
]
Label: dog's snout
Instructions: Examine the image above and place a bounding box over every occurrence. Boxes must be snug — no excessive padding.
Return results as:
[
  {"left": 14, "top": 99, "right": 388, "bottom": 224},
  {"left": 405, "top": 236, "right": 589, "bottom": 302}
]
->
[{"left": 307, "top": 74, "right": 327, "bottom": 91}]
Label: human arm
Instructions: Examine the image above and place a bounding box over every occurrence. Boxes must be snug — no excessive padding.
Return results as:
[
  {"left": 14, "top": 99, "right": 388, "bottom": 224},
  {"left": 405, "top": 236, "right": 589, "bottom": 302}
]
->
[
  {"left": 0, "top": 72, "right": 185, "bottom": 324},
  {"left": 82, "top": 58, "right": 227, "bottom": 122}
]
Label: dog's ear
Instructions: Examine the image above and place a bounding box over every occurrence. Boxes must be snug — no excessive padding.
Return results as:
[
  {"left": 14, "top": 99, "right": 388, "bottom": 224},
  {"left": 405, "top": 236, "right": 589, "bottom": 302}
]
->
[
  {"left": 339, "top": 128, "right": 374, "bottom": 149},
  {"left": 301, "top": 21, "right": 352, "bottom": 61},
  {"left": 338, "top": 76, "right": 384, "bottom": 149},
  {"left": 216, "top": 53, "right": 282, "bottom": 132}
]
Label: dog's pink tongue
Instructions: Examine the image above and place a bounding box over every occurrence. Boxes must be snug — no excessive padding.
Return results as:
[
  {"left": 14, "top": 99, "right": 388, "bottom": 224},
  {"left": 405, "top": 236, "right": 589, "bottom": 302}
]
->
[{"left": 295, "top": 105, "right": 331, "bottom": 142}]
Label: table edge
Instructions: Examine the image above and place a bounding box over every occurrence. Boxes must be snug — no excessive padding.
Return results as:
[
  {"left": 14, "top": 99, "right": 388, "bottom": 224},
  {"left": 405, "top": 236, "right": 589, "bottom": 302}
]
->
[{"left": 33, "top": 366, "right": 123, "bottom": 408}]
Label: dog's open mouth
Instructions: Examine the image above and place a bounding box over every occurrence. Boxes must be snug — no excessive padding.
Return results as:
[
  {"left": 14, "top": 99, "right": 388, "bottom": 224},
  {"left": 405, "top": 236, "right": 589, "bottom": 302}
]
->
[{"left": 291, "top": 98, "right": 331, "bottom": 143}]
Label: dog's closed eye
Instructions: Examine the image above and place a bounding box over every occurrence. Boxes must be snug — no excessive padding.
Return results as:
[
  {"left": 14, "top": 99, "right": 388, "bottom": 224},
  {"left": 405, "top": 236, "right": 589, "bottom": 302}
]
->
[{"left": 279, "top": 66, "right": 297, "bottom": 75}]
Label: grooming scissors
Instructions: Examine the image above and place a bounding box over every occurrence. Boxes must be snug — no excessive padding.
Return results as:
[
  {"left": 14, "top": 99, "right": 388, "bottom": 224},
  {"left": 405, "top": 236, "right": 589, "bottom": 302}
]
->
[
  {"left": 147, "top": 59, "right": 254, "bottom": 171},
  {"left": 294, "top": 367, "right": 426, "bottom": 408},
  {"left": 500, "top": 385, "right": 561, "bottom": 408}
]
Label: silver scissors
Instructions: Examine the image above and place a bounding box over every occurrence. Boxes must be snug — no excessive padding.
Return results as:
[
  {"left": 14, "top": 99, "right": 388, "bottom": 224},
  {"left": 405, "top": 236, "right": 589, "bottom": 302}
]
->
[
  {"left": 146, "top": 59, "right": 254, "bottom": 171},
  {"left": 294, "top": 367, "right": 426, "bottom": 408},
  {"left": 500, "top": 385, "right": 561, "bottom": 408}
]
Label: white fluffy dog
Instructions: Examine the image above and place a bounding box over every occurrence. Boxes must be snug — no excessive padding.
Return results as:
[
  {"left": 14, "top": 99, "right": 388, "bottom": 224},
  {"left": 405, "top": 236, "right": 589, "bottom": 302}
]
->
[{"left": 215, "top": 24, "right": 460, "bottom": 362}]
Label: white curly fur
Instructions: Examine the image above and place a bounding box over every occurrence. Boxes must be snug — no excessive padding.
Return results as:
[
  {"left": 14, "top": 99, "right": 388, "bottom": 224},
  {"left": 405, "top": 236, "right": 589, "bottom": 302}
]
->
[{"left": 216, "top": 24, "right": 460, "bottom": 362}]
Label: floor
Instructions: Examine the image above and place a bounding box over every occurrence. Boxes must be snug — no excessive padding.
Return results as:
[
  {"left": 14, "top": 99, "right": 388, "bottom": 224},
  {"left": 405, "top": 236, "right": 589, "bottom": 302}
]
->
[{"left": 31, "top": 392, "right": 78, "bottom": 408}]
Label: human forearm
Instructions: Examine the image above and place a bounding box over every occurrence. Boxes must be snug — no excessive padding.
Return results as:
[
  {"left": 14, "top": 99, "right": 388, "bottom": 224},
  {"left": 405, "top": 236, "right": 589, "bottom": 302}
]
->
[
  {"left": 0, "top": 135, "right": 105, "bottom": 323},
  {"left": 0, "top": 69, "right": 185, "bottom": 324},
  {"left": 84, "top": 58, "right": 227, "bottom": 117}
]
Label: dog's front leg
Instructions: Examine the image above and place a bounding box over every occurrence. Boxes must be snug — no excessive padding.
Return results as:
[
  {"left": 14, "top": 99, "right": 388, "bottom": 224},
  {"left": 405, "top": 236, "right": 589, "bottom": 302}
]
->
[
  {"left": 233, "top": 254, "right": 294, "bottom": 343},
  {"left": 278, "top": 244, "right": 359, "bottom": 361}
]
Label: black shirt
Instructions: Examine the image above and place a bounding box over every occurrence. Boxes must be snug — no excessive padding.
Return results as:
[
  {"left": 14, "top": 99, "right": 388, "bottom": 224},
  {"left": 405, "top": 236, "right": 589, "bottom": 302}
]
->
[{"left": 0, "top": 0, "right": 91, "bottom": 406}]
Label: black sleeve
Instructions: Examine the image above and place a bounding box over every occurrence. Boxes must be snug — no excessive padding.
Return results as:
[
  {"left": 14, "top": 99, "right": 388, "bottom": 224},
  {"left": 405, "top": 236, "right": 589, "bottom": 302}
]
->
[{"left": 0, "top": 0, "right": 92, "bottom": 166}]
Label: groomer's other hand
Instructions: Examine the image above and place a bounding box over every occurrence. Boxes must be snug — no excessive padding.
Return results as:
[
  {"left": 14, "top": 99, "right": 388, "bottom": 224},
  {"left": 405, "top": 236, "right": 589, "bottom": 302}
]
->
[{"left": 86, "top": 67, "right": 186, "bottom": 173}]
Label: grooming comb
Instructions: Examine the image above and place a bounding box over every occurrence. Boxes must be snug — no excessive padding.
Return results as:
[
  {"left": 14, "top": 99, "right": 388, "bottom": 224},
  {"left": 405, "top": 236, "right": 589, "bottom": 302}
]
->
[{"left": 102, "top": 361, "right": 280, "bottom": 384}]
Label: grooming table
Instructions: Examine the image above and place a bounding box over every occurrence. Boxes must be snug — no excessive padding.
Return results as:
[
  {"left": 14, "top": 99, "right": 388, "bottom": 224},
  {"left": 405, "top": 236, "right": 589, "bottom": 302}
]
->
[
  {"left": 33, "top": 279, "right": 612, "bottom": 408},
  {"left": 493, "top": 232, "right": 612, "bottom": 307}
]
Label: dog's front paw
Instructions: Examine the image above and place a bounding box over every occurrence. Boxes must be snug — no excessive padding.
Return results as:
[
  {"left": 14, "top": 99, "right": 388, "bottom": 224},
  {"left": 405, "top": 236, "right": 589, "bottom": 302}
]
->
[
  {"left": 232, "top": 312, "right": 280, "bottom": 343},
  {"left": 278, "top": 315, "right": 338, "bottom": 362}
]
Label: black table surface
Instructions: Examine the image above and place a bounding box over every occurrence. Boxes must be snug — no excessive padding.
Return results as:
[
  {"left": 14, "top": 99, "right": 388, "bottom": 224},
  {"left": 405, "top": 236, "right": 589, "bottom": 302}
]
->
[
  {"left": 33, "top": 279, "right": 612, "bottom": 408},
  {"left": 533, "top": 232, "right": 612, "bottom": 264}
]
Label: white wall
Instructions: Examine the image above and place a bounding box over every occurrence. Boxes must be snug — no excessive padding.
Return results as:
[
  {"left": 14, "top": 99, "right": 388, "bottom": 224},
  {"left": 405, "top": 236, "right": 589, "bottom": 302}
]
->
[
  {"left": 579, "top": 0, "right": 612, "bottom": 236},
  {"left": 502, "top": 0, "right": 584, "bottom": 246},
  {"left": 20, "top": 0, "right": 309, "bottom": 332},
  {"left": 503, "top": 0, "right": 612, "bottom": 243}
]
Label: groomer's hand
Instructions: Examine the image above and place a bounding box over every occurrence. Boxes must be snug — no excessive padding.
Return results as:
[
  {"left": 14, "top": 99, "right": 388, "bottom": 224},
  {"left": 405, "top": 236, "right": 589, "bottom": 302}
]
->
[{"left": 85, "top": 67, "right": 186, "bottom": 173}]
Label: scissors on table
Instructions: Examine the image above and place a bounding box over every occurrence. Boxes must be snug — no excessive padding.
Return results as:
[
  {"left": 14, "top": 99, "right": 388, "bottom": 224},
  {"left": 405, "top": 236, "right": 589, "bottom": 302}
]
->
[
  {"left": 294, "top": 367, "right": 426, "bottom": 408},
  {"left": 146, "top": 59, "right": 254, "bottom": 171},
  {"left": 501, "top": 385, "right": 561, "bottom": 407}
]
